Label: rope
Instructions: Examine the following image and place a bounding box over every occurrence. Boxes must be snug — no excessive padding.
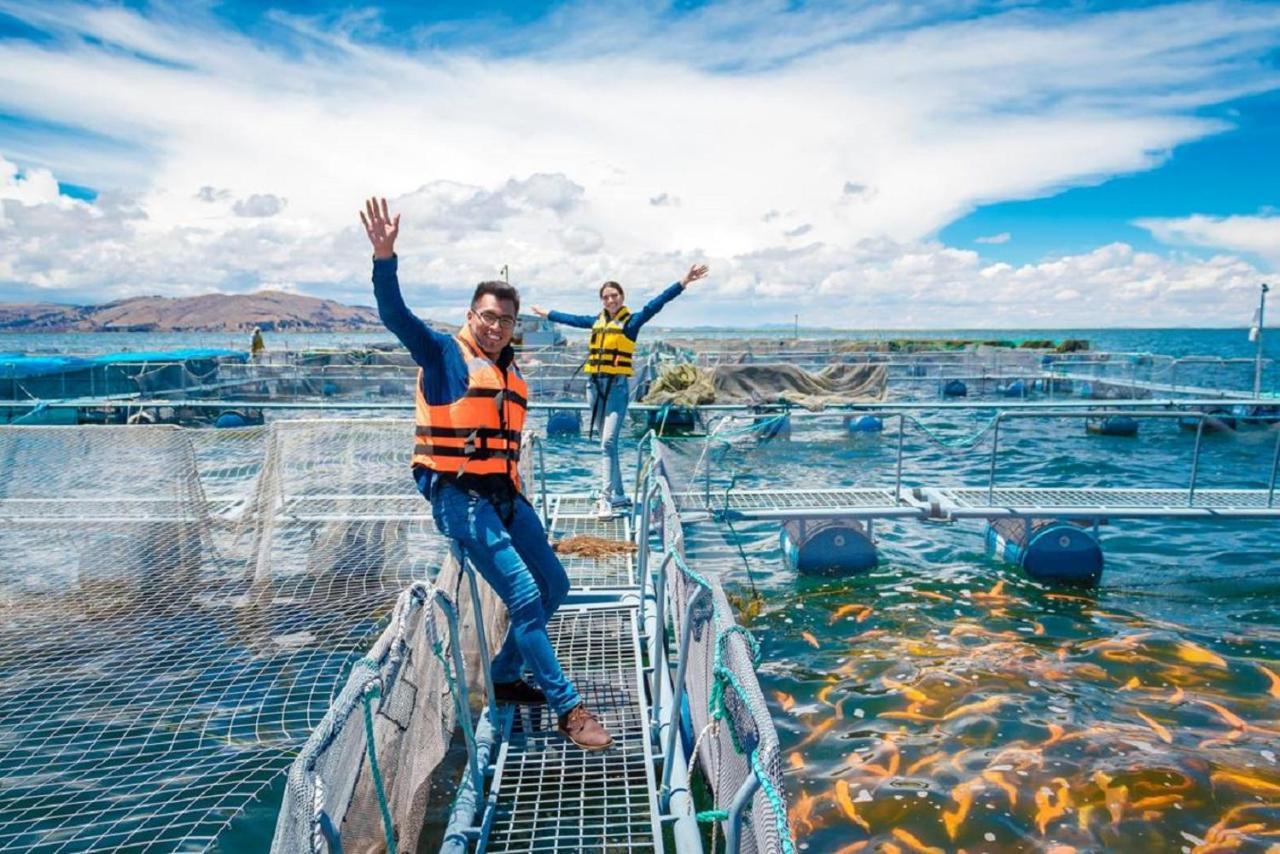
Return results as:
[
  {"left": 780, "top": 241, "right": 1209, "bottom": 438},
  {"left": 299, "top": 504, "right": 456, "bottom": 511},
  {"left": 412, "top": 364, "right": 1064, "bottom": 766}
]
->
[{"left": 361, "top": 686, "right": 396, "bottom": 852}]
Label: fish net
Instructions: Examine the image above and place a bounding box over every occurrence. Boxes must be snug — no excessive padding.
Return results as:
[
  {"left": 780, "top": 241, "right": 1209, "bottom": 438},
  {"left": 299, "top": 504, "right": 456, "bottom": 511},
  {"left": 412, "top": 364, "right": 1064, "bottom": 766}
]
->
[
  {"left": 0, "top": 419, "right": 469, "bottom": 852},
  {"left": 649, "top": 438, "right": 793, "bottom": 854},
  {"left": 271, "top": 555, "right": 502, "bottom": 854},
  {"left": 642, "top": 362, "right": 886, "bottom": 410}
]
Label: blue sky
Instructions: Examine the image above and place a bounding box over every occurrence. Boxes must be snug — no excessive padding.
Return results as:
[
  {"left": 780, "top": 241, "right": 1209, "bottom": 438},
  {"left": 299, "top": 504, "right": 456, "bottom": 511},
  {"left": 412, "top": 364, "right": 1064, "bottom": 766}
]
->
[{"left": 1, "top": 0, "right": 1278, "bottom": 328}]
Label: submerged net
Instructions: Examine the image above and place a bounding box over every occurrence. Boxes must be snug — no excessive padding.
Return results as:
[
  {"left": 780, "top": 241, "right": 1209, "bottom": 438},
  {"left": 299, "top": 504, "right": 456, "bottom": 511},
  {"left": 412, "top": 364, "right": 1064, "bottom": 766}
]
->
[
  {"left": 649, "top": 438, "right": 793, "bottom": 854},
  {"left": 0, "top": 419, "right": 452, "bottom": 852},
  {"left": 643, "top": 362, "right": 886, "bottom": 410},
  {"left": 272, "top": 550, "right": 503, "bottom": 854}
]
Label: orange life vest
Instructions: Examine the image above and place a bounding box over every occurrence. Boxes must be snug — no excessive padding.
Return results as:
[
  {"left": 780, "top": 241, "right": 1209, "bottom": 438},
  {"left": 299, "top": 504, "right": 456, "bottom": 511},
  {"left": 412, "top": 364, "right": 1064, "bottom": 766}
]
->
[{"left": 412, "top": 325, "right": 527, "bottom": 489}]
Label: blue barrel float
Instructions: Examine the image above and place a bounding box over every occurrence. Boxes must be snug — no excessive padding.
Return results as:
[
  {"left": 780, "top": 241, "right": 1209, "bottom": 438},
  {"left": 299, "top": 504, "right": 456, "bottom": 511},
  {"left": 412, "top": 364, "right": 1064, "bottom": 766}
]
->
[
  {"left": 985, "top": 517, "right": 1103, "bottom": 585},
  {"left": 843, "top": 414, "right": 884, "bottom": 433},
  {"left": 999, "top": 379, "right": 1028, "bottom": 398},
  {"left": 780, "top": 518, "right": 877, "bottom": 576},
  {"left": 1178, "top": 410, "right": 1236, "bottom": 432},
  {"left": 1085, "top": 415, "right": 1139, "bottom": 436},
  {"left": 648, "top": 406, "right": 698, "bottom": 433},
  {"left": 942, "top": 379, "right": 968, "bottom": 398},
  {"left": 546, "top": 409, "right": 582, "bottom": 437}
]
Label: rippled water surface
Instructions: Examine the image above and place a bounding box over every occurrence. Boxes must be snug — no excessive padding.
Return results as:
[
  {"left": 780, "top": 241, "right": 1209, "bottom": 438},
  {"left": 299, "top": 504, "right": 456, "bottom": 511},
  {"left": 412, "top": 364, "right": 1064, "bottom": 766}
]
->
[
  {"left": 9, "top": 327, "right": 1278, "bottom": 851},
  {"left": 656, "top": 401, "right": 1280, "bottom": 853}
]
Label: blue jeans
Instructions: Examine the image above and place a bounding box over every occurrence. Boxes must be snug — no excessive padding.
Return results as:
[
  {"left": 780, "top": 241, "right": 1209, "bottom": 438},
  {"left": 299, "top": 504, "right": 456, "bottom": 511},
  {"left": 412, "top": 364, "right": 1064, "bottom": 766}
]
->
[
  {"left": 430, "top": 481, "right": 579, "bottom": 716},
  {"left": 586, "top": 375, "right": 630, "bottom": 504}
]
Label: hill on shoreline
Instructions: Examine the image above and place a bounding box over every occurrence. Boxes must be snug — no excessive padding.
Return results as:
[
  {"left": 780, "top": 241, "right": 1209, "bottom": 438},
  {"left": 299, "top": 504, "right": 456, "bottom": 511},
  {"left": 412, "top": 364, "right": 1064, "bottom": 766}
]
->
[{"left": 0, "top": 290, "right": 384, "bottom": 333}]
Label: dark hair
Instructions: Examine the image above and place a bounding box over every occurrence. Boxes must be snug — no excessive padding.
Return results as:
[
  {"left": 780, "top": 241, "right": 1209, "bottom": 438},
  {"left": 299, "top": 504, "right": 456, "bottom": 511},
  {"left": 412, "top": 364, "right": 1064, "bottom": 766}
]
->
[
  {"left": 599, "top": 281, "right": 624, "bottom": 301},
  {"left": 472, "top": 280, "right": 520, "bottom": 314}
]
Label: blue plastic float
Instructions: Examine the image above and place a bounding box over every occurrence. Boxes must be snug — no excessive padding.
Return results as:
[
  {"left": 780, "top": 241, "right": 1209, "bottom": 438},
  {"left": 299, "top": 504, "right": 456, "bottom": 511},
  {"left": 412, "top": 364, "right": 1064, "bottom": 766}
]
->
[{"left": 780, "top": 518, "right": 877, "bottom": 576}]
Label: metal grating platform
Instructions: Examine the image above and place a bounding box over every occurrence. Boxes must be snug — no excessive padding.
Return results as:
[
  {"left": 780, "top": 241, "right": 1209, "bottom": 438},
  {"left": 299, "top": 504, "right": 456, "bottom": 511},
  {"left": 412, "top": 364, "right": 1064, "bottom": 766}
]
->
[
  {"left": 549, "top": 503, "right": 637, "bottom": 588},
  {"left": 670, "top": 487, "right": 919, "bottom": 520},
  {"left": 936, "top": 487, "right": 1280, "bottom": 518},
  {"left": 483, "top": 605, "right": 658, "bottom": 853}
]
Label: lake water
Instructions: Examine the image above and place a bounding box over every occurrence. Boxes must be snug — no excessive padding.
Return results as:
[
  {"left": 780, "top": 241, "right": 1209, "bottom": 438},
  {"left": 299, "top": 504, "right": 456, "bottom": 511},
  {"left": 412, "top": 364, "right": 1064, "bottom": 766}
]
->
[{"left": 4, "top": 327, "right": 1279, "bottom": 852}]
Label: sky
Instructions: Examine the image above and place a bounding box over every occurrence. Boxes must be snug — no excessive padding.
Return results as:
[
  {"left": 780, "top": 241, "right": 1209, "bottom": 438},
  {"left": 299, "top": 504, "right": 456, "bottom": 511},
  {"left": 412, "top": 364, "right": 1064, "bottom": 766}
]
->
[{"left": 0, "top": 0, "right": 1278, "bottom": 329}]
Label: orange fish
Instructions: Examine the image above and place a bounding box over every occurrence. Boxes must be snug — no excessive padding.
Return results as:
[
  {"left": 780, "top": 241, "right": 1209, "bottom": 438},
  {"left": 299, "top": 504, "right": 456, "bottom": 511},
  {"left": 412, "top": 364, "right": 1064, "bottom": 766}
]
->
[
  {"left": 830, "top": 603, "right": 874, "bottom": 624},
  {"left": 942, "top": 695, "right": 1013, "bottom": 721},
  {"left": 788, "top": 789, "right": 820, "bottom": 834},
  {"left": 942, "top": 779, "right": 980, "bottom": 840},
  {"left": 1034, "top": 778, "right": 1072, "bottom": 834},
  {"left": 1131, "top": 794, "right": 1182, "bottom": 809},
  {"left": 892, "top": 828, "right": 944, "bottom": 854},
  {"left": 1135, "top": 710, "right": 1173, "bottom": 744},
  {"left": 1259, "top": 664, "right": 1280, "bottom": 699},
  {"left": 973, "top": 579, "right": 1007, "bottom": 600},
  {"left": 794, "top": 717, "right": 836, "bottom": 750},
  {"left": 1175, "top": 640, "right": 1227, "bottom": 668},
  {"left": 834, "top": 779, "right": 870, "bottom": 831},
  {"left": 774, "top": 691, "right": 795, "bottom": 712},
  {"left": 833, "top": 844, "right": 868, "bottom": 854},
  {"left": 802, "top": 631, "right": 820, "bottom": 649},
  {"left": 906, "top": 751, "right": 946, "bottom": 776},
  {"left": 1042, "top": 723, "right": 1066, "bottom": 747},
  {"left": 882, "top": 674, "right": 931, "bottom": 705},
  {"left": 1104, "top": 784, "right": 1129, "bottom": 825},
  {"left": 913, "top": 590, "right": 952, "bottom": 602},
  {"left": 1121, "top": 676, "right": 1141, "bottom": 690},
  {"left": 1210, "top": 770, "right": 1280, "bottom": 796},
  {"left": 1195, "top": 698, "right": 1247, "bottom": 730},
  {"left": 981, "top": 769, "right": 1017, "bottom": 807},
  {"left": 788, "top": 752, "right": 805, "bottom": 771}
]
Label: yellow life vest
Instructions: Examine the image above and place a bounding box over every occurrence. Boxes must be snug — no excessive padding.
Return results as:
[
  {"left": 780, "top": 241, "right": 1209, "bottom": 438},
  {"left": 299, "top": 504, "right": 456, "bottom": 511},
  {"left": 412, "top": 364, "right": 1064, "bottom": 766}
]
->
[
  {"left": 411, "top": 325, "right": 527, "bottom": 489},
  {"left": 585, "top": 307, "right": 635, "bottom": 376}
]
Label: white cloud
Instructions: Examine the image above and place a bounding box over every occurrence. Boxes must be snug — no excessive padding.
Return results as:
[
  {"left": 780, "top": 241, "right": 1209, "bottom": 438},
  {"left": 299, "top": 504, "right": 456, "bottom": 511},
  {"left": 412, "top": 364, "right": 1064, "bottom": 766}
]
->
[
  {"left": 975, "top": 232, "right": 1011, "bottom": 244},
  {"left": 1135, "top": 213, "right": 1280, "bottom": 266},
  {"left": 0, "top": 0, "right": 1277, "bottom": 324},
  {"left": 232, "top": 193, "right": 287, "bottom": 217}
]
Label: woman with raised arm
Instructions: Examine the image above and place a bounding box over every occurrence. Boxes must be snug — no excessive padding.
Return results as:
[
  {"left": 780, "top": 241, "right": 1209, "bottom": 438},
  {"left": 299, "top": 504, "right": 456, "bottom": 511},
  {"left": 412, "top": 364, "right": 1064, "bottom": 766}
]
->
[{"left": 531, "top": 265, "right": 709, "bottom": 518}]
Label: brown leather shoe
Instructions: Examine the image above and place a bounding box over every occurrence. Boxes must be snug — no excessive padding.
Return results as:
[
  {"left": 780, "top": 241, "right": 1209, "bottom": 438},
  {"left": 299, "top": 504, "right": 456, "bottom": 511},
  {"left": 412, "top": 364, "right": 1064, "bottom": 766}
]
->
[{"left": 558, "top": 704, "right": 614, "bottom": 751}]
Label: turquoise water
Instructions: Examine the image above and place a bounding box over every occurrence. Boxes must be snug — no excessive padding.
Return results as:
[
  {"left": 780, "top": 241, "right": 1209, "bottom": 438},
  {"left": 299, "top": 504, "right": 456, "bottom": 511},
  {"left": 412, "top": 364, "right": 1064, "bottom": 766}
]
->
[
  {"left": 658, "top": 402, "right": 1280, "bottom": 850},
  {"left": 8, "top": 327, "right": 1280, "bottom": 850},
  {"left": 5, "top": 326, "right": 1279, "bottom": 362}
]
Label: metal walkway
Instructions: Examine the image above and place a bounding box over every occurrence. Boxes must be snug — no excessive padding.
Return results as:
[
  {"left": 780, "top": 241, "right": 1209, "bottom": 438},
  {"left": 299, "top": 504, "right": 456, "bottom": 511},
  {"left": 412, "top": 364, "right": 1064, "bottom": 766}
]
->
[
  {"left": 924, "top": 486, "right": 1280, "bottom": 519},
  {"left": 666, "top": 484, "right": 1280, "bottom": 522},
  {"left": 485, "top": 604, "right": 659, "bottom": 853},
  {"left": 472, "top": 499, "right": 661, "bottom": 853}
]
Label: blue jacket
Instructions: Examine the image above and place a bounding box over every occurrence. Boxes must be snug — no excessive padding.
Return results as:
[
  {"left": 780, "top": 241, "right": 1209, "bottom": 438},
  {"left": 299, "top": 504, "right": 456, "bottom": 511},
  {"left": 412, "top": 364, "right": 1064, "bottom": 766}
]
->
[
  {"left": 372, "top": 255, "right": 516, "bottom": 498},
  {"left": 546, "top": 281, "right": 685, "bottom": 341}
]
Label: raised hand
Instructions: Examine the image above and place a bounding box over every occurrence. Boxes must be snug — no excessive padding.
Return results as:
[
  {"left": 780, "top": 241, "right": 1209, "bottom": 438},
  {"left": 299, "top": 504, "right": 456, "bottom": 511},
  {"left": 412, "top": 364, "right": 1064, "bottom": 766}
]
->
[
  {"left": 681, "top": 263, "right": 710, "bottom": 288},
  {"left": 360, "top": 197, "right": 400, "bottom": 260},
  {"left": 530, "top": 305, "right": 549, "bottom": 318}
]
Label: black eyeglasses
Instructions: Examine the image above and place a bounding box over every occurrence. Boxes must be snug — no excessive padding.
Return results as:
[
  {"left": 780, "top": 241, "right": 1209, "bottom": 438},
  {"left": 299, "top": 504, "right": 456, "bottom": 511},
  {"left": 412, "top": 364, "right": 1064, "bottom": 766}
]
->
[{"left": 476, "top": 310, "right": 516, "bottom": 330}]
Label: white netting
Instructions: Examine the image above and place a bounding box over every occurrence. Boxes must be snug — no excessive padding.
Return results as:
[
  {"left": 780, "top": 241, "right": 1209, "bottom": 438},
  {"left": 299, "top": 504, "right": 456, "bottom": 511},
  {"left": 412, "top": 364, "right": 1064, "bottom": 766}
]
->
[
  {"left": 0, "top": 419, "right": 457, "bottom": 852},
  {"left": 272, "top": 560, "right": 503, "bottom": 854},
  {"left": 649, "top": 439, "right": 793, "bottom": 854}
]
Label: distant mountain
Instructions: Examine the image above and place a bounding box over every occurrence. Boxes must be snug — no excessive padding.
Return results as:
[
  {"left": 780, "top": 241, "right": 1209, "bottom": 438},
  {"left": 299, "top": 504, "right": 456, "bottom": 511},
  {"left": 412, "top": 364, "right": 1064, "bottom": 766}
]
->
[{"left": 0, "top": 290, "right": 385, "bottom": 332}]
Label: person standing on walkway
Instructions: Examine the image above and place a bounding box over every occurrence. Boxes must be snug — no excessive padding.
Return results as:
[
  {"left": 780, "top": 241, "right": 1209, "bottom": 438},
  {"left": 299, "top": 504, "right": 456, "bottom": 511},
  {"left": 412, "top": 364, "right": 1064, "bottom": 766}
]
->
[
  {"left": 360, "top": 196, "right": 613, "bottom": 752},
  {"left": 531, "top": 264, "right": 708, "bottom": 518},
  {"left": 250, "top": 326, "right": 266, "bottom": 361}
]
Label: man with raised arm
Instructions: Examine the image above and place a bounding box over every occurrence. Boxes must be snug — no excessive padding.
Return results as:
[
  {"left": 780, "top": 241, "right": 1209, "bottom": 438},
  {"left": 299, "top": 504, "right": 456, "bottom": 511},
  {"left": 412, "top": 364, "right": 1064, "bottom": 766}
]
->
[{"left": 360, "top": 197, "right": 613, "bottom": 752}]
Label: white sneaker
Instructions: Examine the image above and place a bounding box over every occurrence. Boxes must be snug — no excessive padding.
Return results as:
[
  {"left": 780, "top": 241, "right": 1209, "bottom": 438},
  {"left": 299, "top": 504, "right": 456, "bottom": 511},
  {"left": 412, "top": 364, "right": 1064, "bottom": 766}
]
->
[{"left": 595, "top": 498, "right": 616, "bottom": 519}]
